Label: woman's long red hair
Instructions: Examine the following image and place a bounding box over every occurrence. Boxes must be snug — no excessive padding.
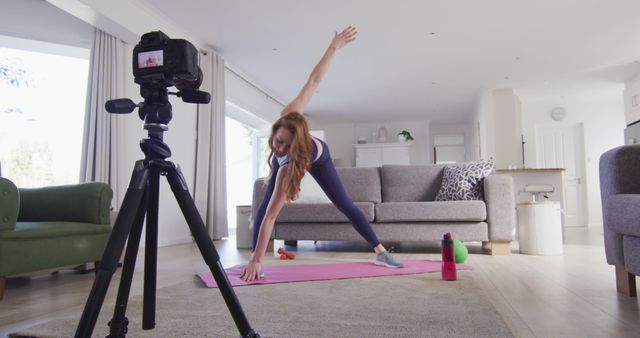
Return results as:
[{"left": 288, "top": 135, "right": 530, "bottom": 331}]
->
[{"left": 267, "top": 112, "right": 313, "bottom": 202}]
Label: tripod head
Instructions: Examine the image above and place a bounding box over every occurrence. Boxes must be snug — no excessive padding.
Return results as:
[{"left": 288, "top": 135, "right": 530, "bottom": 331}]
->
[
  {"left": 105, "top": 30, "right": 210, "bottom": 161},
  {"left": 105, "top": 85, "right": 209, "bottom": 161}
]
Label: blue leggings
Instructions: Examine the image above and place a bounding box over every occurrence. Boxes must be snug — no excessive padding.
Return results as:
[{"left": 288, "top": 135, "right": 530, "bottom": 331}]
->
[{"left": 252, "top": 140, "right": 381, "bottom": 250}]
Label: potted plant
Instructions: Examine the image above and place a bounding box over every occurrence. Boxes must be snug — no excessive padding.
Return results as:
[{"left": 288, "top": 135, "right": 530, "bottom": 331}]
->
[{"left": 398, "top": 130, "right": 414, "bottom": 142}]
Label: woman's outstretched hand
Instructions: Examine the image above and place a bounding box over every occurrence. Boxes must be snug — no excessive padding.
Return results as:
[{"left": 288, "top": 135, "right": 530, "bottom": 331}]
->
[
  {"left": 330, "top": 26, "right": 357, "bottom": 50},
  {"left": 240, "top": 259, "right": 262, "bottom": 282}
]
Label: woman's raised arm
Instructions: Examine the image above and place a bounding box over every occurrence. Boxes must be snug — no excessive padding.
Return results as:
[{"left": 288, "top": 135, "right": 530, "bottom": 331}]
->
[{"left": 281, "top": 26, "right": 357, "bottom": 116}]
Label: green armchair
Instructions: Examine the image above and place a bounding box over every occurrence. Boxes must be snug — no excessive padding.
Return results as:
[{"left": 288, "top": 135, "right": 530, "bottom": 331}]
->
[{"left": 0, "top": 177, "right": 113, "bottom": 300}]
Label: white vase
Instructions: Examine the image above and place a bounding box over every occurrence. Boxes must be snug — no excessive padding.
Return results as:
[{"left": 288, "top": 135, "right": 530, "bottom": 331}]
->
[
  {"left": 377, "top": 126, "right": 388, "bottom": 143},
  {"left": 398, "top": 134, "right": 407, "bottom": 143}
]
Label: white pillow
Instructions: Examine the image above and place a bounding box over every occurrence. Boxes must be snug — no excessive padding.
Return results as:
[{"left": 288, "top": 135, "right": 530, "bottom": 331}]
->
[{"left": 293, "top": 174, "right": 331, "bottom": 204}]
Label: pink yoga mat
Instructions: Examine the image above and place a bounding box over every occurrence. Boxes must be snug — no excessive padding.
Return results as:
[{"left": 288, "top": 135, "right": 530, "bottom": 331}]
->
[{"left": 196, "top": 259, "right": 472, "bottom": 288}]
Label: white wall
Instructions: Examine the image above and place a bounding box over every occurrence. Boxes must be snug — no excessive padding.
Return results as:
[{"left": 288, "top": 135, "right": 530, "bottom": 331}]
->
[
  {"left": 225, "top": 68, "right": 283, "bottom": 125},
  {"left": 310, "top": 122, "right": 355, "bottom": 165},
  {"left": 493, "top": 89, "right": 523, "bottom": 169},
  {"left": 520, "top": 88, "right": 626, "bottom": 227},
  {"left": 313, "top": 119, "right": 431, "bottom": 166},
  {"left": 47, "top": 0, "right": 197, "bottom": 46},
  {"left": 474, "top": 89, "right": 495, "bottom": 161},
  {"left": 0, "top": 0, "right": 94, "bottom": 49}
]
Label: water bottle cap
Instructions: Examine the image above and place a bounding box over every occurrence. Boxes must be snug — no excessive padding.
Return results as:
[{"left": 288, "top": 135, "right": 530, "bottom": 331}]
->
[{"left": 443, "top": 232, "right": 452, "bottom": 240}]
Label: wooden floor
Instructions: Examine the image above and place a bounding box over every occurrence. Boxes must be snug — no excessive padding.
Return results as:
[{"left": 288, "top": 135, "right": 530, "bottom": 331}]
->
[{"left": 1, "top": 227, "right": 639, "bottom": 337}]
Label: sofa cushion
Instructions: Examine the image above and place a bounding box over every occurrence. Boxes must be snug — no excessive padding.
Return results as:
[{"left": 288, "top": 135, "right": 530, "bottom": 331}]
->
[
  {"left": 0, "top": 221, "right": 112, "bottom": 240},
  {"left": 293, "top": 174, "right": 331, "bottom": 204},
  {"left": 277, "top": 202, "right": 375, "bottom": 223},
  {"left": 605, "top": 194, "right": 640, "bottom": 237},
  {"left": 435, "top": 160, "right": 495, "bottom": 201},
  {"left": 18, "top": 182, "right": 113, "bottom": 224},
  {"left": 381, "top": 165, "right": 445, "bottom": 202},
  {"left": 335, "top": 167, "right": 382, "bottom": 203},
  {"left": 375, "top": 201, "right": 487, "bottom": 223}
]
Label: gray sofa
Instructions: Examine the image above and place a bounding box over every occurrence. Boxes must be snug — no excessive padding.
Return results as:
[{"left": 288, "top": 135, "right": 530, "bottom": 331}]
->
[
  {"left": 599, "top": 144, "right": 640, "bottom": 296},
  {"left": 252, "top": 165, "right": 516, "bottom": 255}
]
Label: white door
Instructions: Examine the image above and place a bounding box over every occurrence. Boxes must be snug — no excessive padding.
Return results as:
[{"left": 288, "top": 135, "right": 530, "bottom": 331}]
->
[
  {"left": 535, "top": 124, "right": 586, "bottom": 227},
  {"left": 434, "top": 134, "right": 466, "bottom": 164},
  {"left": 434, "top": 145, "right": 466, "bottom": 164}
]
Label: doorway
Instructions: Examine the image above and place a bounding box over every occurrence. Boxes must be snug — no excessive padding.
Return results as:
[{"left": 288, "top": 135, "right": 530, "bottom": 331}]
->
[
  {"left": 433, "top": 134, "right": 466, "bottom": 164},
  {"left": 535, "top": 124, "right": 586, "bottom": 227}
]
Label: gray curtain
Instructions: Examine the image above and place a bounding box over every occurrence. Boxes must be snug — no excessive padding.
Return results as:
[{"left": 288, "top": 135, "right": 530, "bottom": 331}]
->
[
  {"left": 80, "top": 28, "right": 127, "bottom": 209},
  {"left": 193, "top": 49, "right": 228, "bottom": 239}
]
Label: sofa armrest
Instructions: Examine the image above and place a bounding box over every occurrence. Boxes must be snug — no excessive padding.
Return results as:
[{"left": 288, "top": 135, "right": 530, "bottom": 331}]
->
[
  {"left": 251, "top": 178, "right": 269, "bottom": 221},
  {"left": 599, "top": 144, "right": 640, "bottom": 266},
  {"left": 0, "top": 177, "right": 19, "bottom": 231},
  {"left": 599, "top": 145, "right": 640, "bottom": 202},
  {"left": 18, "top": 182, "right": 113, "bottom": 224},
  {"left": 483, "top": 174, "right": 516, "bottom": 241},
  {"left": 605, "top": 194, "right": 640, "bottom": 237}
]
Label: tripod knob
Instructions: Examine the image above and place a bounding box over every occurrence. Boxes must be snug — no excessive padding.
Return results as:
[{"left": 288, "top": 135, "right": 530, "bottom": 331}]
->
[
  {"left": 105, "top": 99, "right": 138, "bottom": 114},
  {"left": 140, "top": 138, "right": 172, "bottom": 159}
]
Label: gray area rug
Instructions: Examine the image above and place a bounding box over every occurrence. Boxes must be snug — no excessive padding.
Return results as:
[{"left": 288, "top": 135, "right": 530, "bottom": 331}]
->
[{"left": 11, "top": 271, "right": 513, "bottom": 338}]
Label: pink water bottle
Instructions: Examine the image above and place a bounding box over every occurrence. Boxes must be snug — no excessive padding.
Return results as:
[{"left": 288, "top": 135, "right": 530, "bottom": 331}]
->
[{"left": 441, "top": 232, "right": 457, "bottom": 281}]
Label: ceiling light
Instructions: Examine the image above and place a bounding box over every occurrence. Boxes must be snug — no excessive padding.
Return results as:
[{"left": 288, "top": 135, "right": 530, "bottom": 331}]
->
[
  {"left": 429, "top": 32, "right": 436, "bottom": 36},
  {"left": 504, "top": 76, "right": 510, "bottom": 80},
  {"left": 272, "top": 48, "right": 278, "bottom": 51},
  {"left": 515, "top": 57, "right": 521, "bottom": 60}
]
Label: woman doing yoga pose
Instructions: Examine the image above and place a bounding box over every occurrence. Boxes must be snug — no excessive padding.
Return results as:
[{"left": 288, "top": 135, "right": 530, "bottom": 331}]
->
[{"left": 241, "top": 26, "right": 403, "bottom": 282}]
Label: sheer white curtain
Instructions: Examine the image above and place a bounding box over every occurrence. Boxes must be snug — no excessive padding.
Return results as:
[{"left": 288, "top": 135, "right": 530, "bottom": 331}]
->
[
  {"left": 193, "top": 50, "right": 228, "bottom": 239},
  {"left": 79, "top": 28, "right": 127, "bottom": 209}
]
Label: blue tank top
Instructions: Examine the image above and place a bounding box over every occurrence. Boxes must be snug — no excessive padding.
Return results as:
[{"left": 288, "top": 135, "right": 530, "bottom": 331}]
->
[{"left": 275, "top": 136, "right": 319, "bottom": 167}]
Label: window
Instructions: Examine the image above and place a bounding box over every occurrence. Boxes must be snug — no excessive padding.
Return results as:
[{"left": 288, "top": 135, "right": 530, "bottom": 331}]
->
[
  {"left": 225, "top": 114, "right": 258, "bottom": 231},
  {"left": 0, "top": 37, "right": 89, "bottom": 187},
  {"left": 224, "top": 70, "right": 274, "bottom": 233},
  {"left": 434, "top": 134, "right": 466, "bottom": 164},
  {"left": 253, "top": 132, "right": 272, "bottom": 180}
]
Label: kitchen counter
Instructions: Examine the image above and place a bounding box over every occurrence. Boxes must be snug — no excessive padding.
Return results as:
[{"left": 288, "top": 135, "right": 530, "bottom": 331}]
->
[
  {"left": 496, "top": 168, "right": 565, "bottom": 172},
  {"left": 495, "top": 168, "right": 565, "bottom": 226}
]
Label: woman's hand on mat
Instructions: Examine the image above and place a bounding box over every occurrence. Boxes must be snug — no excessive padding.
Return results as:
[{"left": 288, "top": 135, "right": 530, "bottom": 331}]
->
[
  {"left": 330, "top": 26, "right": 357, "bottom": 50},
  {"left": 241, "top": 260, "right": 262, "bottom": 282}
]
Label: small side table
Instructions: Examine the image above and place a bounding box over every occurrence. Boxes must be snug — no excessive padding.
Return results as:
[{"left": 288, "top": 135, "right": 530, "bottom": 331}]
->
[
  {"left": 516, "top": 201, "right": 563, "bottom": 255},
  {"left": 236, "top": 205, "right": 252, "bottom": 249}
]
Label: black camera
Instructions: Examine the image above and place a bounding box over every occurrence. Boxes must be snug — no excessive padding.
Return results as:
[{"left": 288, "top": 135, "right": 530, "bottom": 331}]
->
[
  {"left": 133, "top": 31, "right": 202, "bottom": 90},
  {"left": 106, "top": 30, "right": 210, "bottom": 134}
]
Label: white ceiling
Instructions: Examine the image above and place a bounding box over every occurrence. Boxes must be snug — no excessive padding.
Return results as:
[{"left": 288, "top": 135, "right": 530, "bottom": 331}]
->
[{"left": 139, "top": 0, "right": 640, "bottom": 124}]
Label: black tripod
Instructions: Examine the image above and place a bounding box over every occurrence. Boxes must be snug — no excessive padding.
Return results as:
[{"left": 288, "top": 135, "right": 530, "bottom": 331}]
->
[{"left": 74, "top": 89, "right": 259, "bottom": 337}]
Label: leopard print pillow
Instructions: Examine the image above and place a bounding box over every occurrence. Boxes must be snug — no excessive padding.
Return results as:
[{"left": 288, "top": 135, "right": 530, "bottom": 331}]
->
[{"left": 435, "top": 160, "right": 495, "bottom": 201}]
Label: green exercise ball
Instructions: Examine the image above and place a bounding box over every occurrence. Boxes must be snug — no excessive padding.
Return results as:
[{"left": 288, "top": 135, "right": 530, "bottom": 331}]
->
[{"left": 453, "top": 239, "right": 468, "bottom": 264}]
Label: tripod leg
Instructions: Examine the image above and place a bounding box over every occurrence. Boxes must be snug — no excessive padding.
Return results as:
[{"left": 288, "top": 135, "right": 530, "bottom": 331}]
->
[
  {"left": 75, "top": 161, "right": 150, "bottom": 338},
  {"left": 143, "top": 167, "right": 160, "bottom": 330},
  {"left": 164, "top": 163, "right": 259, "bottom": 338},
  {"left": 108, "top": 189, "right": 148, "bottom": 337}
]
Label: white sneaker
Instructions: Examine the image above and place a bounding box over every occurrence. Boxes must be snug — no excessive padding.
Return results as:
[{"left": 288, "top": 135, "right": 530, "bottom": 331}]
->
[{"left": 374, "top": 252, "right": 404, "bottom": 268}]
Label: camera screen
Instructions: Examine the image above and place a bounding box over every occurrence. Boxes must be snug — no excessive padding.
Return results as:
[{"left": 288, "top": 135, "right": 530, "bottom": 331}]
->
[{"left": 138, "top": 50, "right": 163, "bottom": 68}]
